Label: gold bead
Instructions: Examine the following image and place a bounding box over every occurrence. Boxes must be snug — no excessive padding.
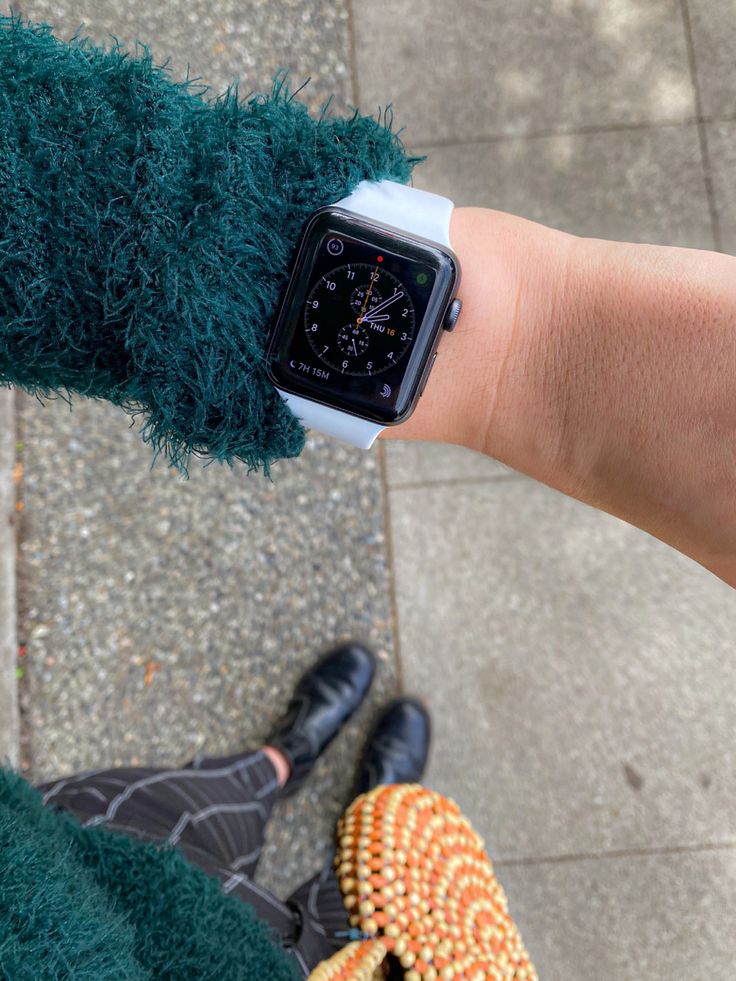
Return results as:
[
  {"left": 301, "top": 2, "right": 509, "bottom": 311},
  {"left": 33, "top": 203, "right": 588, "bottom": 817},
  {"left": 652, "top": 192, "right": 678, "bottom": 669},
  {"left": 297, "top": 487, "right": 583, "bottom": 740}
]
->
[{"left": 399, "top": 949, "right": 416, "bottom": 969}]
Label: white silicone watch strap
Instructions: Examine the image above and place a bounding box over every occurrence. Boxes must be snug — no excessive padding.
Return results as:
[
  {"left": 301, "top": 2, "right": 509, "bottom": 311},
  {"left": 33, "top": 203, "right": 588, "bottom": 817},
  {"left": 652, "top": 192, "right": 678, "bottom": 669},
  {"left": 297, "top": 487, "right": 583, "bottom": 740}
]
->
[
  {"left": 336, "top": 180, "right": 454, "bottom": 247},
  {"left": 276, "top": 179, "right": 454, "bottom": 448},
  {"left": 278, "top": 391, "right": 384, "bottom": 449}
]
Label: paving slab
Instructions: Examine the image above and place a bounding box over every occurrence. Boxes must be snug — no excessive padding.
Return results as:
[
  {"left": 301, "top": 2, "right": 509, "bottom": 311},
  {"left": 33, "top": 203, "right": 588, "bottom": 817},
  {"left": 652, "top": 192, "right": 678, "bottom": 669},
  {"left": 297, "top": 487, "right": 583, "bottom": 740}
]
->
[
  {"left": 687, "top": 0, "right": 736, "bottom": 121},
  {"left": 498, "top": 847, "right": 736, "bottom": 981},
  {"left": 352, "top": 0, "right": 695, "bottom": 145},
  {"left": 0, "top": 390, "right": 18, "bottom": 767},
  {"left": 389, "top": 479, "right": 736, "bottom": 861},
  {"left": 410, "top": 124, "right": 714, "bottom": 248},
  {"left": 707, "top": 121, "right": 736, "bottom": 255},
  {"left": 384, "top": 441, "right": 511, "bottom": 487}
]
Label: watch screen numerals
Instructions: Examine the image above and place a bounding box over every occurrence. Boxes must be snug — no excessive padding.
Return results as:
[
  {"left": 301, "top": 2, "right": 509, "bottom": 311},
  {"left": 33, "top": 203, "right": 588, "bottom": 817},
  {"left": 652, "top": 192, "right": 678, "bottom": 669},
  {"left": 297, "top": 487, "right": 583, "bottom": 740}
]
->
[{"left": 304, "top": 262, "right": 415, "bottom": 377}]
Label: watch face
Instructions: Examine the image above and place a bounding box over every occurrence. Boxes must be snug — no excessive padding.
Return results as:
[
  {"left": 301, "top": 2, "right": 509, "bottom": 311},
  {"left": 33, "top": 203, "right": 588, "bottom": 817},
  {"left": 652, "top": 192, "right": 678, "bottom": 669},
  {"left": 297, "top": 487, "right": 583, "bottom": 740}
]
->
[
  {"left": 268, "top": 209, "right": 458, "bottom": 425},
  {"left": 306, "top": 261, "right": 416, "bottom": 376}
]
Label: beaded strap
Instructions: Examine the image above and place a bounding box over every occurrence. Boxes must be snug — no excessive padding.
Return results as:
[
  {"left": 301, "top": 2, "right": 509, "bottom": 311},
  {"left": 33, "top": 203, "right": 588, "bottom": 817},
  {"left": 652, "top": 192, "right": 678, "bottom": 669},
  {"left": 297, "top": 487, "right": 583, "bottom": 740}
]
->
[{"left": 308, "top": 785, "right": 537, "bottom": 981}]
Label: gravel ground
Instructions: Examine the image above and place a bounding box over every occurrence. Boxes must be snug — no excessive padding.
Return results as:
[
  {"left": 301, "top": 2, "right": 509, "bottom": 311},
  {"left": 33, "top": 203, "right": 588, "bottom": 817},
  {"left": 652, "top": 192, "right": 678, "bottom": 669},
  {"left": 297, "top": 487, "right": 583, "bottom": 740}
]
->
[
  {"left": 0, "top": 390, "right": 18, "bottom": 768},
  {"left": 13, "top": 0, "right": 353, "bottom": 113},
  {"left": 17, "top": 394, "right": 398, "bottom": 896}
]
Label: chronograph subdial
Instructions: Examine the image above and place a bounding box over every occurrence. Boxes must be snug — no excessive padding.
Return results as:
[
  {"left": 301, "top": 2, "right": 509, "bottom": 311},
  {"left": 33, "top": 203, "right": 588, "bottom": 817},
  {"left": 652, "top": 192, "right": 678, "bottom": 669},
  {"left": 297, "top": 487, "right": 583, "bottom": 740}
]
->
[
  {"left": 350, "top": 284, "right": 383, "bottom": 315},
  {"left": 337, "top": 323, "right": 370, "bottom": 358},
  {"left": 304, "top": 262, "right": 416, "bottom": 377}
]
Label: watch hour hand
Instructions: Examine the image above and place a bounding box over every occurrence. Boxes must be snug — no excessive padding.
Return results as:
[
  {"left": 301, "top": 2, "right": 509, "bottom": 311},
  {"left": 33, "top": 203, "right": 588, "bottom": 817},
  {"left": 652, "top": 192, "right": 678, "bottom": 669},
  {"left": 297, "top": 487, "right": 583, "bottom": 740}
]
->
[{"left": 362, "top": 289, "right": 405, "bottom": 322}]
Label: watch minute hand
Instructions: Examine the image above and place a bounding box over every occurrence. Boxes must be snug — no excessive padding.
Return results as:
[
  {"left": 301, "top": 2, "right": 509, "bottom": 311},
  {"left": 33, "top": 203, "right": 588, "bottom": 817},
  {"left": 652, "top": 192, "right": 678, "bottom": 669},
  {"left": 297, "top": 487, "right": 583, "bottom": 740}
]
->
[{"left": 362, "top": 290, "right": 405, "bottom": 322}]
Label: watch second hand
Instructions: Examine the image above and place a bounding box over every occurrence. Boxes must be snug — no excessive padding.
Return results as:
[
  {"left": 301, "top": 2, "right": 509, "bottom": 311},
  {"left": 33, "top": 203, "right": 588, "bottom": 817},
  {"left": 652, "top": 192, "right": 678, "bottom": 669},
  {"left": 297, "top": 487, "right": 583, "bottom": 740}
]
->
[{"left": 357, "top": 266, "right": 379, "bottom": 324}]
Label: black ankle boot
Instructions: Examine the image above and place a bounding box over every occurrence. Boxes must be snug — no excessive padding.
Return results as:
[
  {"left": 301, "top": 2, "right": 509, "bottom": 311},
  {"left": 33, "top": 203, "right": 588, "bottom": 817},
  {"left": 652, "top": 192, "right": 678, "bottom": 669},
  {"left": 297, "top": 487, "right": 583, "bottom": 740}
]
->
[
  {"left": 267, "top": 642, "right": 376, "bottom": 796},
  {"left": 355, "top": 697, "right": 431, "bottom": 796}
]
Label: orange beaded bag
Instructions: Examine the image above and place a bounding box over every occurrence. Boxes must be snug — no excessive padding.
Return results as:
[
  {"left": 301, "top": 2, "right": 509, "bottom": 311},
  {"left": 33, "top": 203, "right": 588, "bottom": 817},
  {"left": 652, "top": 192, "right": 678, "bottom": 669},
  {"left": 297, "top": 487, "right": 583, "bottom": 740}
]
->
[{"left": 308, "top": 785, "right": 537, "bottom": 981}]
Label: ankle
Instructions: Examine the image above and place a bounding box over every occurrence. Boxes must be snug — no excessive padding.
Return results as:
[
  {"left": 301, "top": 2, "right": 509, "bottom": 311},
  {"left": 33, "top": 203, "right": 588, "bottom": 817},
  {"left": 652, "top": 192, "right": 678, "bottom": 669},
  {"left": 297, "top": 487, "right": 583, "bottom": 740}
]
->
[{"left": 263, "top": 746, "right": 291, "bottom": 788}]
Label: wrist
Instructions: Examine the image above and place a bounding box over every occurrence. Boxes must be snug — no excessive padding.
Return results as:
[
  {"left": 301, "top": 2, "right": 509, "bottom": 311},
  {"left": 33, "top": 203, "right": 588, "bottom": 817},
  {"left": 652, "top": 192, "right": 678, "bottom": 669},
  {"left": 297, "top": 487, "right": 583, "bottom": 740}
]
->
[{"left": 387, "top": 207, "right": 579, "bottom": 491}]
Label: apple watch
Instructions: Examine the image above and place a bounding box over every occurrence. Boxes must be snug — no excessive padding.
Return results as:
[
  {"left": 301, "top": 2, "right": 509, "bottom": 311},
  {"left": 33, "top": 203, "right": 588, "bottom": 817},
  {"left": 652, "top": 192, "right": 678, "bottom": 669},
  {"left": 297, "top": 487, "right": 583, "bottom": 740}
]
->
[{"left": 267, "top": 180, "right": 462, "bottom": 448}]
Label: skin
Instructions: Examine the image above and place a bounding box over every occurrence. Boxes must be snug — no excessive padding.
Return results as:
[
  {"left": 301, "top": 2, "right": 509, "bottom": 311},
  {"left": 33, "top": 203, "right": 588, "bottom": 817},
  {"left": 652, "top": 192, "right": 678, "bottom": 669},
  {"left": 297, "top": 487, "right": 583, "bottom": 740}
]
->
[
  {"left": 263, "top": 745, "right": 290, "bottom": 787},
  {"left": 384, "top": 207, "right": 736, "bottom": 587}
]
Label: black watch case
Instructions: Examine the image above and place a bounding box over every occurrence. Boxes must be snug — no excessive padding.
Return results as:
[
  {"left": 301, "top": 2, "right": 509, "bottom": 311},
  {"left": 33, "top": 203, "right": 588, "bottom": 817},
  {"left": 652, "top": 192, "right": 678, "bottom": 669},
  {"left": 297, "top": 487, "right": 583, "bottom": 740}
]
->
[{"left": 267, "top": 207, "right": 460, "bottom": 426}]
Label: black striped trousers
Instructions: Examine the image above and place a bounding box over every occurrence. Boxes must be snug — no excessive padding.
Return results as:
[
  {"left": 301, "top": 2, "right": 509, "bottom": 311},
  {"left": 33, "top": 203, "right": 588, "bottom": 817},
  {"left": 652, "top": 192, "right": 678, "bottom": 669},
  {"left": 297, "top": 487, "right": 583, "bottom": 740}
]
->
[{"left": 37, "top": 749, "right": 352, "bottom": 978}]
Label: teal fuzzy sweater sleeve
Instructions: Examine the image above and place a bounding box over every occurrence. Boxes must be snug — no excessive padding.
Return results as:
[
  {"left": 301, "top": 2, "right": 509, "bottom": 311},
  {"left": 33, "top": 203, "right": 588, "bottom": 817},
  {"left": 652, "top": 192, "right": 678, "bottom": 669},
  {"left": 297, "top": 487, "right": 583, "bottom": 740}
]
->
[
  {"left": 0, "top": 768, "right": 298, "bottom": 980},
  {"left": 0, "top": 15, "right": 416, "bottom": 472}
]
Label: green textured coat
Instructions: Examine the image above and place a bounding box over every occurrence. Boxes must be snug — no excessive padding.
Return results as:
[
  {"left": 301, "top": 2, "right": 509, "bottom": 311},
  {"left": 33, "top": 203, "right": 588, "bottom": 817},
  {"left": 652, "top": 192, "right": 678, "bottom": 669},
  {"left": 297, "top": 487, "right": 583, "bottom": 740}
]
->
[
  {"left": 0, "top": 15, "right": 415, "bottom": 473},
  {"left": 0, "top": 768, "right": 298, "bottom": 980}
]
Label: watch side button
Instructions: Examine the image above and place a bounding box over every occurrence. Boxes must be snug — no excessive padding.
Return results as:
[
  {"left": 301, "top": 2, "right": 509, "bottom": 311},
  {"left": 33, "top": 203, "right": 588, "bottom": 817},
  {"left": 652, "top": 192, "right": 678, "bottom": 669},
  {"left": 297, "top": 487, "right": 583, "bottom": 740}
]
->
[{"left": 443, "top": 298, "right": 462, "bottom": 332}]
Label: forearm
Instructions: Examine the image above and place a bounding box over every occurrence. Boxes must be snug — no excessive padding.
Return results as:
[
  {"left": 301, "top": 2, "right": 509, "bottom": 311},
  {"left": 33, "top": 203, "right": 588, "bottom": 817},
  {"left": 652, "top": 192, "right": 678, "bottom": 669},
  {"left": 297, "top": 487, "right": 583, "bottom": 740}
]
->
[{"left": 388, "top": 207, "right": 736, "bottom": 586}]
